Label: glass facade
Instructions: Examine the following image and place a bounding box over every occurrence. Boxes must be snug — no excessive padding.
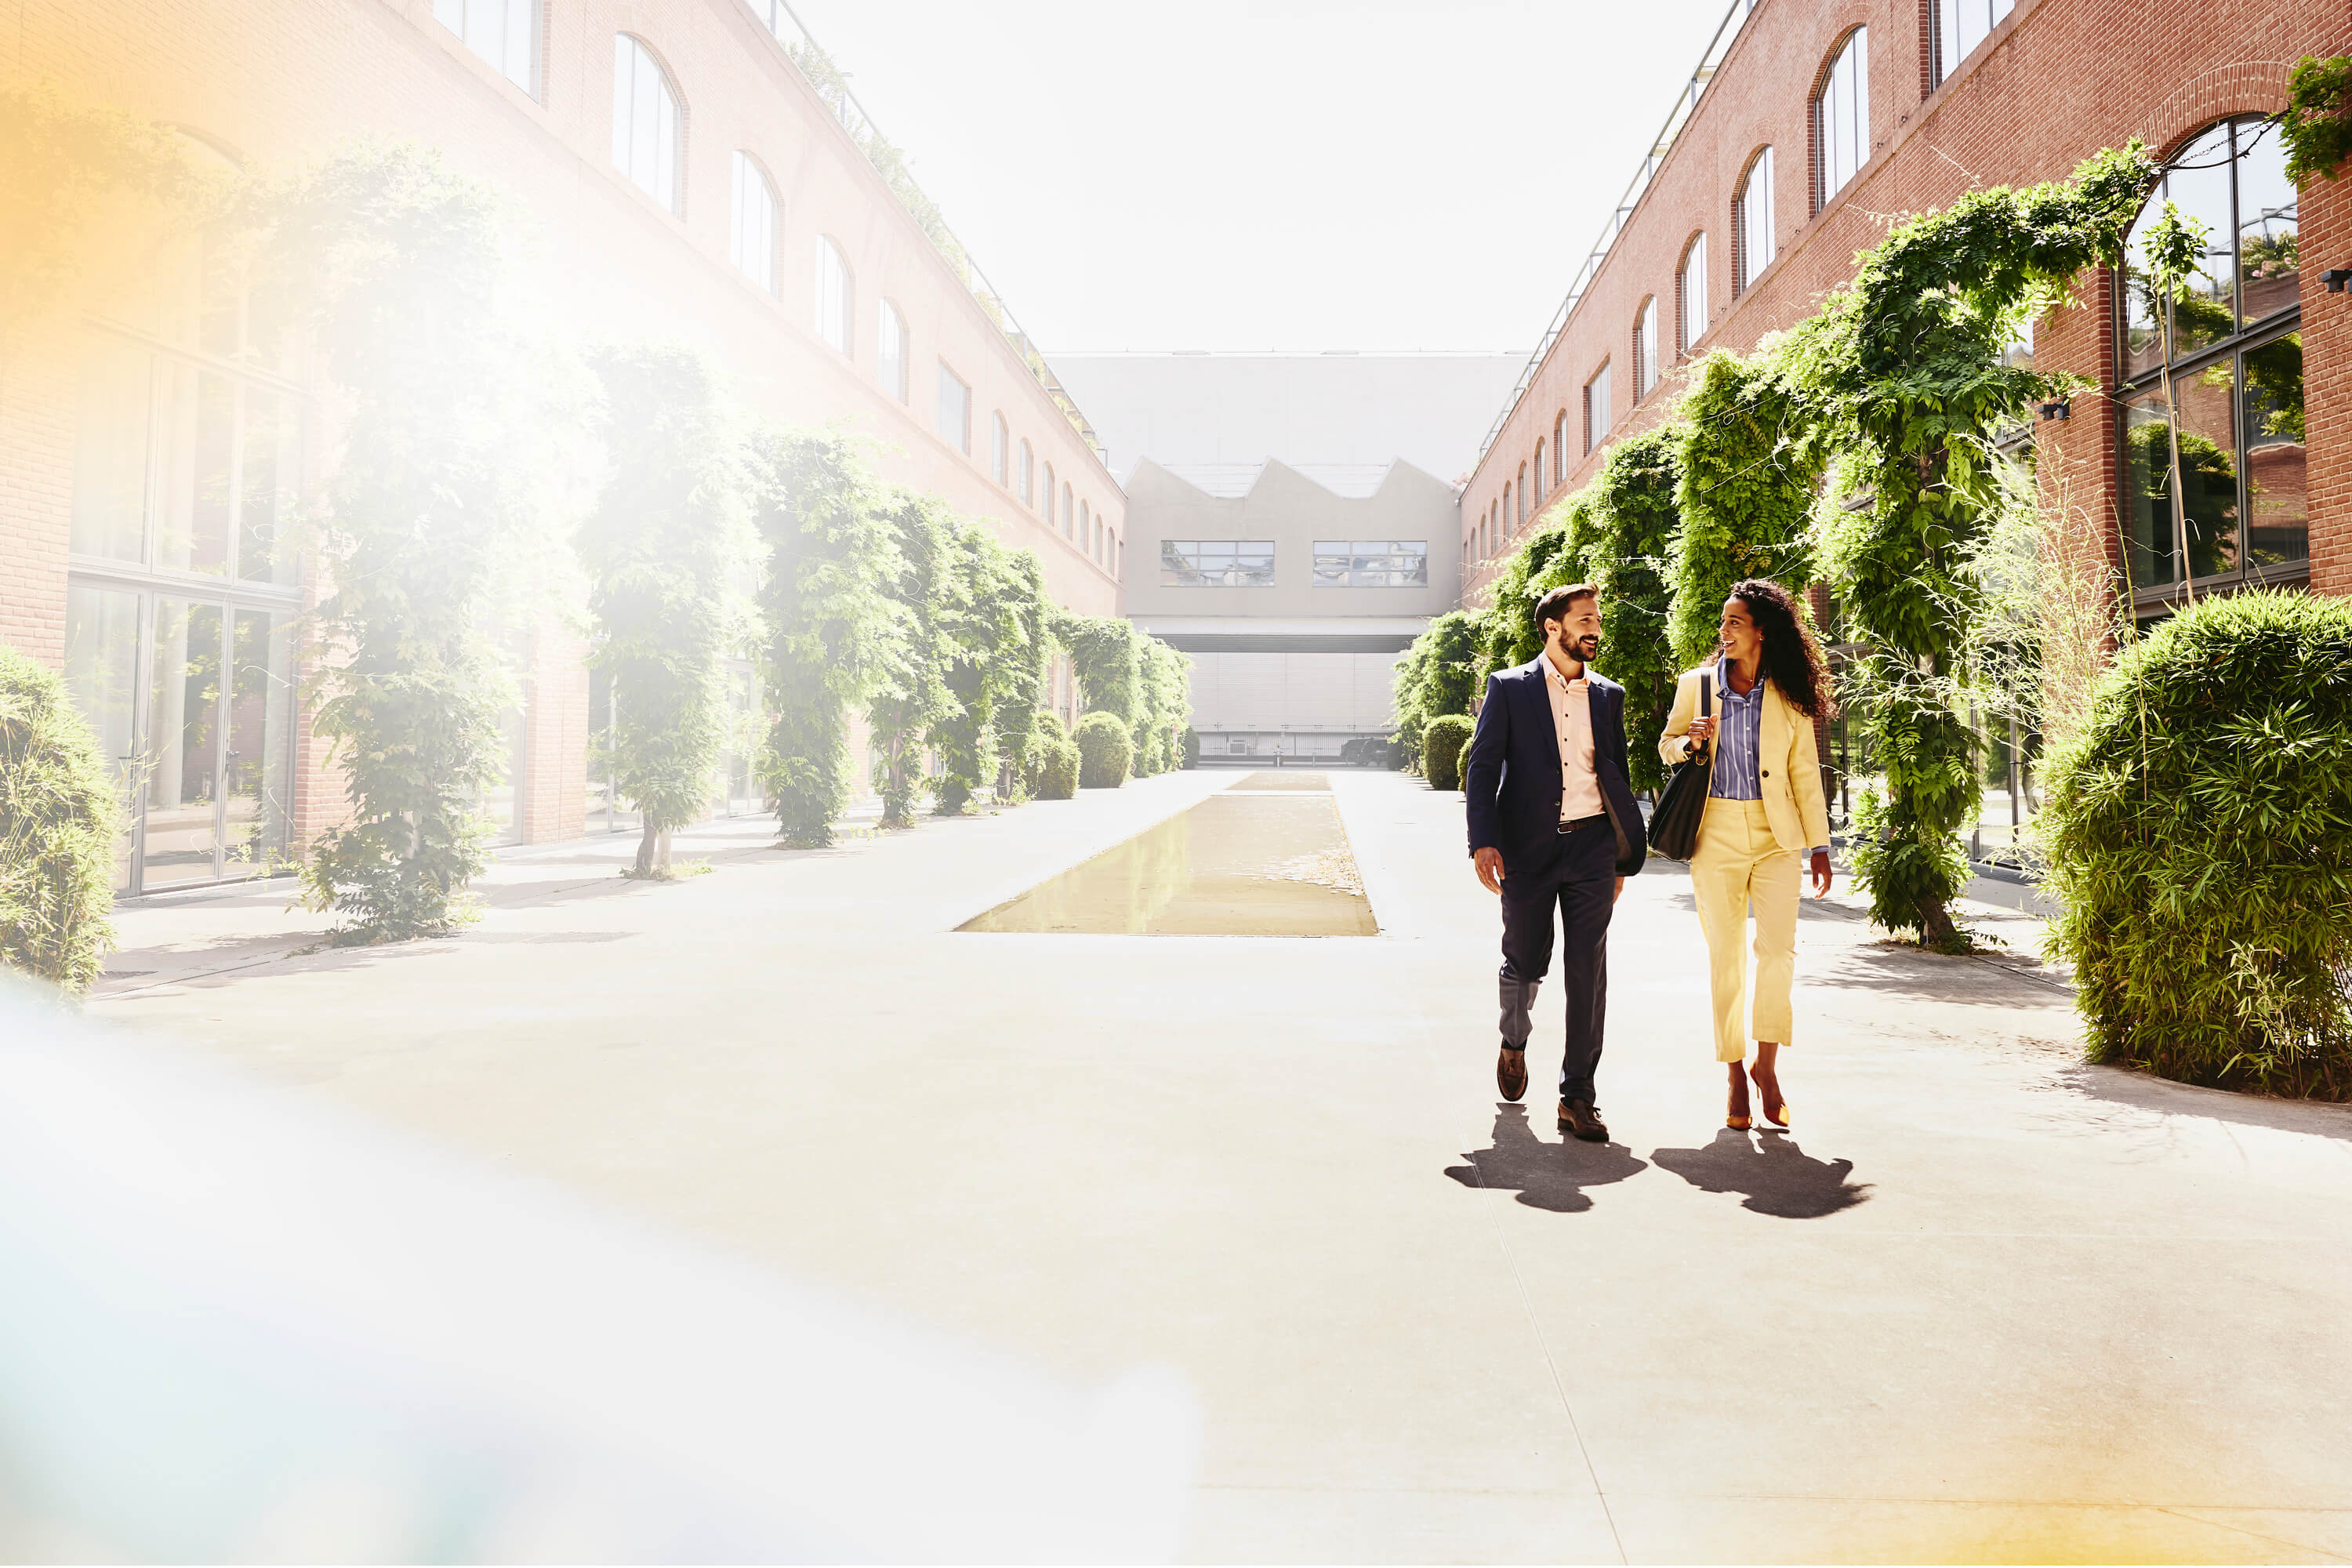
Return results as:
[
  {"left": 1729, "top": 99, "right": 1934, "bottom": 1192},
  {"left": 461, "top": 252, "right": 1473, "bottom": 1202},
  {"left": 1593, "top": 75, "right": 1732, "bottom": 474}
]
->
[
  {"left": 1161, "top": 540, "right": 1276, "bottom": 588},
  {"left": 2118, "top": 117, "right": 2303, "bottom": 592},
  {"left": 1312, "top": 541, "right": 1429, "bottom": 588}
]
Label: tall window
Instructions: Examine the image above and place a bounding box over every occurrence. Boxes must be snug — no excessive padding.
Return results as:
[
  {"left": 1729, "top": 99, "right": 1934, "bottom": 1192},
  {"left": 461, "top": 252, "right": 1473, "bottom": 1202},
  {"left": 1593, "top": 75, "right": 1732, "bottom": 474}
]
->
[
  {"left": 1736, "top": 147, "right": 1775, "bottom": 295},
  {"left": 1584, "top": 362, "right": 1611, "bottom": 454},
  {"left": 1534, "top": 441, "right": 1546, "bottom": 498},
  {"left": 1515, "top": 466, "right": 1527, "bottom": 525},
  {"left": 1501, "top": 482, "right": 1512, "bottom": 536},
  {"left": 1043, "top": 462, "right": 1056, "bottom": 524},
  {"left": 1931, "top": 0, "right": 2014, "bottom": 86},
  {"left": 1019, "top": 439, "right": 1035, "bottom": 505},
  {"left": 1552, "top": 412, "right": 1567, "bottom": 483},
  {"left": 1634, "top": 297, "right": 1658, "bottom": 400},
  {"left": 1161, "top": 540, "right": 1276, "bottom": 587},
  {"left": 1314, "top": 540, "right": 1429, "bottom": 588},
  {"left": 2119, "top": 116, "right": 2303, "bottom": 591},
  {"left": 876, "top": 300, "right": 906, "bottom": 398},
  {"left": 434, "top": 0, "right": 538, "bottom": 93},
  {"left": 816, "top": 237, "right": 854, "bottom": 356},
  {"left": 612, "top": 35, "right": 682, "bottom": 213},
  {"left": 991, "top": 412, "right": 1010, "bottom": 485},
  {"left": 935, "top": 361, "right": 971, "bottom": 454},
  {"left": 1062, "top": 481, "right": 1074, "bottom": 539},
  {"left": 1678, "top": 233, "right": 1708, "bottom": 354},
  {"left": 1080, "top": 500, "right": 1091, "bottom": 554},
  {"left": 1815, "top": 29, "right": 1869, "bottom": 209},
  {"left": 728, "top": 152, "right": 779, "bottom": 294}
]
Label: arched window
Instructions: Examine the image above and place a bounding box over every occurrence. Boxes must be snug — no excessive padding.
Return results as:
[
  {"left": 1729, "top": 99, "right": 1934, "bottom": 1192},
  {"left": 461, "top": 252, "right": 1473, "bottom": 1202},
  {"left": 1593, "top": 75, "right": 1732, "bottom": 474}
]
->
[
  {"left": 612, "top": 35, "right": 682, "bottom": 213},
  {"left": 815, "top": 238, "right": 854, "bottom": 356},
  {"left": 1735, "top": 147, "right": 1775, "bottom": 296},
  {"left": 1930, "top": 0, "right": 2014, "bottom": 87},
  {"left": 1584, "top": 362, "right": 1611, "bottom": 454},
  {"left": 1043, "top": 462, "right": 1056, "bottom": 524},
  {"left": 728, "top": 151, "right": 779, "bottom": 294},
  {"left": 1814, "top": 28, "right": 1869, "bottom": 209},
  {"left": 875, "top": 299, "right": 906, "bottom": 397},
  {"left": 1552, "top": 412, "right": 1567, "bottom": 483},
  {"left": 1635, "top": 296, "right": 1658, "bottom": 400},
  {"left": 1678, "top": 233, "right": 1708, "bottom": 355},
  {"left": 1019, "top": 439, "right": 1035, "bottom": 505},
  {"left": 1062, "top": 481, "right": 1074, "bottom": 539},
  {"left": 1080, "top": 500, "right": 1091, "bottom": 553},
  {"left": 1501, "top": 483, "right": 1512, "bottom": 539},
  {"left": 2119, "top": 116, "right": 2303, "bottom": 590},
  {"left": 1534, "top": 441, "right": 1547, "bottom": 498},
  {"left": 1515, "top": 466, "right": 1528, "bottom": 526},
  {"left": 434, "top": 0, "right": 538, "bottom": 94},
  {"left": 991, "top": 412, "right": 1009, "bottom": 485}
]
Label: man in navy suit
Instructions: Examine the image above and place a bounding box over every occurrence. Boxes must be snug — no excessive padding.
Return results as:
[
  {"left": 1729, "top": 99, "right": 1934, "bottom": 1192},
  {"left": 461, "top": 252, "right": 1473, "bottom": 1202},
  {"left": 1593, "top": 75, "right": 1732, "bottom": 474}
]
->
[{"left": 1462, "top": 583, "right": 1647, "bottom": 1142}]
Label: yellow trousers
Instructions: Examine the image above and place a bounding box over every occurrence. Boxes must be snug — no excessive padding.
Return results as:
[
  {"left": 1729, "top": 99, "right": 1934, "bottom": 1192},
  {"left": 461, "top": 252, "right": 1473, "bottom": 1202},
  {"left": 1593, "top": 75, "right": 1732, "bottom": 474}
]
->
[{"left": 1690, "top": 798, "right": 1799, "bottom": 1063}]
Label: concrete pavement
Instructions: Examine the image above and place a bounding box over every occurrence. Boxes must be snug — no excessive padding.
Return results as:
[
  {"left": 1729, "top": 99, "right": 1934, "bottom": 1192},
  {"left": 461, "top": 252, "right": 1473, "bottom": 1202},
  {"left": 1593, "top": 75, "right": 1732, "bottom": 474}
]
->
[{"left": 92, "top": 769, "right": 2352, "bottom": 1563}]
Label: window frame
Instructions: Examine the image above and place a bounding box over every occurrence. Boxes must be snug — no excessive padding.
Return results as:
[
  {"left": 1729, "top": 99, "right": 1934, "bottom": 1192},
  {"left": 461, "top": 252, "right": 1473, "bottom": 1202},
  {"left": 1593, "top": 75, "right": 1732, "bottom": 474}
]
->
[
  {"left": 611, "top": 34, "right": 684, "bottom": 216},
  {"left": 1160, "top": 539, "right": 1278, "bottom": 589},
  {"left": 990, "top": 412, "right": 1010, "bottom": 486},
  {"left": 1019, "top": 438, "right": 1035, "bottom": 506},
  {"left": 935, "top": 360, "right": 971, "bottom": 456},
  {"left": 1678, "top": 232, "right": 1708, "bottom": 355},
  {"left": 815, "top": 236, "right": 855, "bottom": 358},
  {"left": 1583, "top": 361, "right": 1612, "bottom": 455},
  {"left": 876, "top": 298, "right": 907, "bottom": 400},
  {"left": 1310, "top": 539, "right": 1431, "bottom": 589},
  {"left": 1813, "top": 27, "right": 1869, "bottom": 212},
  {"left": 728, "top": 150, "right": 780, "bottom": 296},
  {"left": 434, "top": 0, "right": 539, "bottom": 96},
  {"left": 1634, "top": 296, "right": 1658, "bottom": 400},
  {"left": 1734, "top": 146, "right": 1775, "bottom": 296}
]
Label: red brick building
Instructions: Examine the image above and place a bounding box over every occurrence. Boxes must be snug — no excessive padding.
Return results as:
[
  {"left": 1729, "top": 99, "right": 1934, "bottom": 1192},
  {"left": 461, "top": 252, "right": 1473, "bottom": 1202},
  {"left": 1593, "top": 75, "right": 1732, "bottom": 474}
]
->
[
  {"left": 1462, "top": 0, "right": 2348, "bottom": 620},
  {"left": 2, "top": 0, "right": 1126, "bottom": 895}
]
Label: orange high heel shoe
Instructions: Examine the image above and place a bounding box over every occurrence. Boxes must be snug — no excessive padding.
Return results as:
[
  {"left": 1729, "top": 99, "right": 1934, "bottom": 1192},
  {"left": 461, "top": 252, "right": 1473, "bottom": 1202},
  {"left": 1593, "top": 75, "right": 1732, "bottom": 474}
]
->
[{"left": 1750, "top": 1065, "right": 1790, "bottom": 1130}]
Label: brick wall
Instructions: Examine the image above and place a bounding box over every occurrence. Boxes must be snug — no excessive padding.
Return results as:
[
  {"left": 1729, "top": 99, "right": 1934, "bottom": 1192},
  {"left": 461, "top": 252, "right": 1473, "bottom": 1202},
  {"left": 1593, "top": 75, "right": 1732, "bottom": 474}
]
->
[{"left": 1464, "top": 0, "right": 2352, "bottom": 608}]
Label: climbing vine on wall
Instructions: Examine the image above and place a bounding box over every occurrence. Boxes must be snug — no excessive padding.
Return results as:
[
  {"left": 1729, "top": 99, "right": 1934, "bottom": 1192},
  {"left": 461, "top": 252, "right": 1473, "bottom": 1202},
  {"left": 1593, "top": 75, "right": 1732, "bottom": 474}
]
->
[
  {"left": 1668, "top": 350, "right": 1824, "bottom": 670},
  {"left": 2282, "top": 55, "right": 2352, "bottom": 187}
]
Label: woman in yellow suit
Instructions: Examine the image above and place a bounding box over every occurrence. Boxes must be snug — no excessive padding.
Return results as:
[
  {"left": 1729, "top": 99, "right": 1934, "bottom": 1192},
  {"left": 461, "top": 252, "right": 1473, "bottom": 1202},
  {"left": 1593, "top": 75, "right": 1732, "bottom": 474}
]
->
[{"left": 1657, "top": 579, "right": 1836, "bottom": 1131}]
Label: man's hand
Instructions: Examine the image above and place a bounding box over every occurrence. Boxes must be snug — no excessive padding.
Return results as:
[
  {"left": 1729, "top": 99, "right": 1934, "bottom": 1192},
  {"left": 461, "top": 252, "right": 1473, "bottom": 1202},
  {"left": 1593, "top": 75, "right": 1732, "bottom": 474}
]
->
[
  {"left": 1474, "top": 847, "right": 1505, "bottom": 895},
  {"left": 1809, "top": 848, "right": 1833, "bottom": 898},
  {"left": 1613, "top": 876, "right": 1625, "bottom": 904}
]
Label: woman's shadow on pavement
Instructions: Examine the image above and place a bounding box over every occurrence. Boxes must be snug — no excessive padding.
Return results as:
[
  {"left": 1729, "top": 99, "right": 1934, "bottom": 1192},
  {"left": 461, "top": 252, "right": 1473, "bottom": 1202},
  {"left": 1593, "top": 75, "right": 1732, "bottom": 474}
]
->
[
  {"left": 1650, "top": 1127, "right": 1872, "bottom": 1218},
  {"left": 1444, "top": 1104, "right": 1649, "bottom": 1213}
]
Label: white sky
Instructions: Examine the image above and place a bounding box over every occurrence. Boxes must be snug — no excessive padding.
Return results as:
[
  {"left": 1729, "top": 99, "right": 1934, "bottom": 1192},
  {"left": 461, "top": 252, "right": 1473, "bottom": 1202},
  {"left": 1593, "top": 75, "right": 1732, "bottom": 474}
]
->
[{"left": 781, "top": 0, "right": 1736, "bottom": 354}]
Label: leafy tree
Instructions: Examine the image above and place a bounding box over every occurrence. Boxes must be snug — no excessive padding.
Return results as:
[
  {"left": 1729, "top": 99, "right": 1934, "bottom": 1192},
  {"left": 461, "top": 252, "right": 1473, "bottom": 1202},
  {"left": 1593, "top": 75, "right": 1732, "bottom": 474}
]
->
[
  {"left": 1390, "top": 609, "right": 1483, "bottom": 771},
  {"left": 864, "top": 488, "right": 956, "bottom": 828},
  {"left": 1586, "top": 426, "right": 1685, "bottom": 792},
  {"left": 930, "top": 521, "right": 1025, "bottom": 815},
  {"left": 579, "top": 343, "right": 750, "bottom": 877},
  {"left": 990, "top": 551, "right": 1053, "bottom": 801},
  {"left": 254, "top": 143, "right": 540, "bottom": 942},
  {"left": 1026, "top": 713, "right": 1078, "bottom": 800},
  {"left": 749, "top": 428, "right": 902, "bottom": 848},
  {"left": 1134, "top": 639, "right": 1191, "bottom": 777},
  {"left": 0, "top": 644, "right": 118, "bottom": 996},
  {"left": 1057, "top": 612, "right": 1139, "bottom": 724},
  {"left": 2281, "top": 54, "right": 2352, "bottom": 187}
]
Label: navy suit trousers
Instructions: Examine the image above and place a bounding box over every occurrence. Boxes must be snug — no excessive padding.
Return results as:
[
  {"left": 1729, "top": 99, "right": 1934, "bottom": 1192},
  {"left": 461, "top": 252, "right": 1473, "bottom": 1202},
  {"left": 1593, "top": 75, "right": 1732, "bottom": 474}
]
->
[{"left": 1497, "top": 821, "right": 1617, "bottom": 1102}]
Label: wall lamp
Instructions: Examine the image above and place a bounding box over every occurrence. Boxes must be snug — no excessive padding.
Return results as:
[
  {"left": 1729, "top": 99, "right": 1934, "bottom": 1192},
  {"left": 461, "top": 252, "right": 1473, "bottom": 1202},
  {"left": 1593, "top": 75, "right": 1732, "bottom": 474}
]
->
[
  {"left": 2038, "top": 400, "right": 2072, "bottom": 421},
  {"left": 2325, "top": 268, "right": 2352, "bottom": 293}
]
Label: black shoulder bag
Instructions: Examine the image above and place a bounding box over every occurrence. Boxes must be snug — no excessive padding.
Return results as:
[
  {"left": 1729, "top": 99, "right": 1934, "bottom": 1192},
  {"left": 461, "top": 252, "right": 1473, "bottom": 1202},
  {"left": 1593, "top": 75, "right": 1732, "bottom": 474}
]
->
[{"left": 1646, "top": 672, "right": 1712, "bottom": 861}]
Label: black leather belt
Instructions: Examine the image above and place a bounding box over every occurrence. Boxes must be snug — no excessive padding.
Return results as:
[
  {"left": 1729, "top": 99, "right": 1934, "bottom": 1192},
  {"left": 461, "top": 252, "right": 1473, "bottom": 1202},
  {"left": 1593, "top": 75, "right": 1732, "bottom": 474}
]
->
[{"left": 1556, "top": 814, "right": 1608, "bottom": 834}]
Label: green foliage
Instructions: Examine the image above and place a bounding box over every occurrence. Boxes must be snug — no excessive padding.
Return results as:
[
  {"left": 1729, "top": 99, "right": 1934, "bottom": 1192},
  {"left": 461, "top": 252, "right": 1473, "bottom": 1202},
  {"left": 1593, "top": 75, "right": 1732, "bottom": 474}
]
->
[
  {"left": 2283, "top": 56, "right": 2352, "bottom": 186},
  {"left": 579, "top": 343, "right": 749, "bottom": 877},
  {"left": 2125, "top": 420, "right": 2238, "bottom": 578},
  {"left": 256, "top": 143, "right": 535, "bottom": 942},
  {"left": 1057, "top": 611, "right": 1140, "bottom": 724},
  {"left": 1134, "top": 639, "right": 1192, "bottom": 778},
  {"left": 1073, "top": 710, "right": 1133, "bottom": 789},
  {"left": 2041, "top": 590, "right": 2352, "bottom": 1098},
  {"left": 1587, "top": 426, "right": 1685, "bottom": 792},
  {"left": 1025, "top": 712, "right": 1076, "bottom": 800},
  {"left": 989, "top": 551, "right": 1053, "bottom": 801},
  {"left": 749, "top": 427, "right": 903, "bottom": 848},
  {"left": 1423, "top": 713, "right": 1474, "bottom": 793},
  {"left": 1808, "top": 142, "right": 2155, "bottom": 945},
  {"left": 0, "top": 644, "right": 117, "bottom": 995},
  {"left": 930, "top": 523, "right": 1029, "bottom": 815},
  {"left": 865, "top": 488, "right": 956, "bottom": 828},
  {"left": 1474, "top": 498, "right": 1583, "bottom": 679},
  {"left": 1391, "top": 610, "right": 1483, "bottom": 771},
  {"left": 1670, "top": 350, "right": 1823, "bottom": 670},
  {"left": 1181, "top": 726, "right": 1200, "bottom": 769}
]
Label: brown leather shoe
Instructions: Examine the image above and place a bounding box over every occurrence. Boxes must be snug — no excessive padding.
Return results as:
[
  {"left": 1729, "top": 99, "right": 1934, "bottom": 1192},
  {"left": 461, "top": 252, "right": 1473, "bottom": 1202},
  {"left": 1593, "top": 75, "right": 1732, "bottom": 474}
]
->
[
  {"left": 1558, "top": 1098, "right": 1609, "bottom": 1143},
  {"left": 1497, "top": 1045, "right": 1527, "bottom": 1102}
]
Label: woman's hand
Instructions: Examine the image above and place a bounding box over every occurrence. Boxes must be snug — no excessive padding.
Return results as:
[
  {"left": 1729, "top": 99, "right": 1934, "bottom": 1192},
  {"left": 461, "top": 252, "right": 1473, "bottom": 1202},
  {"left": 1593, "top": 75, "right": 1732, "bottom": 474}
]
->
[{"left": 1685, "top": 714, "right": 1716, "bottom": 750}]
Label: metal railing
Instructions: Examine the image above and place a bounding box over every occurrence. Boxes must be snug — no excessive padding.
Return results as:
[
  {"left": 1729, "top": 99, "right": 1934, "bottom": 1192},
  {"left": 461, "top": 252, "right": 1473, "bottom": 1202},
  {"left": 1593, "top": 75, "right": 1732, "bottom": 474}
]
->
[
  {"left": 742, "top": 0, "right": 1106, "bottom": 460},
  {"left": 1475, "top": 0, "right": 1758, "bottom": 470}
]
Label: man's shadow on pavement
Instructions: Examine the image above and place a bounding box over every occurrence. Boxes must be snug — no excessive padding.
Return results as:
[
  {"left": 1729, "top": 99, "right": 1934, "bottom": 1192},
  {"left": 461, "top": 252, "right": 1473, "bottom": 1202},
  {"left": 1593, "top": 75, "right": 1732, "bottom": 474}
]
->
[
  {"left": 1444, "top": 1104, "right": 1648, "bottom": 1214},
  {"left": 1650, "top": 1128, "right": 1872, "bottom": 1218}
]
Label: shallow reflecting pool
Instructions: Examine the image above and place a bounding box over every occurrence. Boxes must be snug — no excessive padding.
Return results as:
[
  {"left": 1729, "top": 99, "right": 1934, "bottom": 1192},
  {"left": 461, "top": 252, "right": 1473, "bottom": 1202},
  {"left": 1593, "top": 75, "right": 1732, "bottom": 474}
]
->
[
  {"left": 1231, "top": 771, "right": 1330, "bottom": 791},
  {"left": 959, "top": 791, "right": 1377, "bottom": 936}
]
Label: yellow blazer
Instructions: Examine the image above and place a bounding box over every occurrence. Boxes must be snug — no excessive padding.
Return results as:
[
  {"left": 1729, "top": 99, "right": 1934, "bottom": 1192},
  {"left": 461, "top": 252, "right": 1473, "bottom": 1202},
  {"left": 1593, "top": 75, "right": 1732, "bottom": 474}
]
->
[{"left": 1657, "top": 665, "right": 1832, "bottom": 854}]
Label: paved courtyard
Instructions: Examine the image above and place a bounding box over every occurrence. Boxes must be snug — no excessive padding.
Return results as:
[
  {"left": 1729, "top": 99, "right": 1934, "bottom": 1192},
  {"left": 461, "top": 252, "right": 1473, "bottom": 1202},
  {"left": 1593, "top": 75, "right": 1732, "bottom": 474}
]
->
[{"left": 93, "top": 770, "right": 2352, "bottom": 1563}]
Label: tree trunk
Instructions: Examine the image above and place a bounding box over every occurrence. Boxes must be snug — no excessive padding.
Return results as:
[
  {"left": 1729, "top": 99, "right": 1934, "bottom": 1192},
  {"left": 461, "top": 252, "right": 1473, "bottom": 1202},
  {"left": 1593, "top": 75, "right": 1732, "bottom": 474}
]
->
[
  {"left": 656, "top": 826, "right": 672, "bottom": 873},
  {"left": 633, "top": 818, "right": 659, "bottom": 877},
  {"left": 1918, "top": 895, "right": 1961, "bottom": 951}
]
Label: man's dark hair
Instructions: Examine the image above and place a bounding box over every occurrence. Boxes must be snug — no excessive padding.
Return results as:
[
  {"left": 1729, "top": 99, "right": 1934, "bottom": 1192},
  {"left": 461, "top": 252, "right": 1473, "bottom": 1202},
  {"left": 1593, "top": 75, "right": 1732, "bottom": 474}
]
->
[{"left": 1533, "top": 583, "right": 1598, "bottom": 637}]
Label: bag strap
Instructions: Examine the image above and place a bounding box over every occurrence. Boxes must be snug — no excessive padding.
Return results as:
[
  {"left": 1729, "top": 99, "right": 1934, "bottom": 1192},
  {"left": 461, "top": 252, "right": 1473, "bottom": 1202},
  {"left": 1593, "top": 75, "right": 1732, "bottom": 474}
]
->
[{"left": 1690, "top": 667, "right": 1712, "bottom": 762}]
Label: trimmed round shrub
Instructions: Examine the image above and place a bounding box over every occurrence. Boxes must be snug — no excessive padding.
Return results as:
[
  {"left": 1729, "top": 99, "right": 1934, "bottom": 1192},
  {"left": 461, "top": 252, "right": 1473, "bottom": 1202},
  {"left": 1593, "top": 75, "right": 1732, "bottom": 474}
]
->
[
  {"left": 0, "top": 644, "right": 118, "bottom": 996},
  {"left": 1424, "top": 713, "right": 1475, "bottom": 792},
  {"left": 1181, "top": 727, "right": 1200, "bottom": 769},
  {"left": 1033, "top": 736, "right": 1079, "bottom": 800},
  {"left": 2042, "top": 590, "right": 2352, "bottom": 1098},
  {"left": 1074, "top": 710, "right": 1133, "bottom": 789},
  {"left": 1023, "top": 713, "right": 1068, "bottom": 797}
]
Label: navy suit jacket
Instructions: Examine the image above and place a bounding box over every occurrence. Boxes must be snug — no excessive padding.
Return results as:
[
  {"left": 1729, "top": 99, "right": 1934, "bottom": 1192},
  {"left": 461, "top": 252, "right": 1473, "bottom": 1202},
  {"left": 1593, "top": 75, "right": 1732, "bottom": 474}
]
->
[{"left": 1463, "top": 658, "right": 1648, "bottom": 878}]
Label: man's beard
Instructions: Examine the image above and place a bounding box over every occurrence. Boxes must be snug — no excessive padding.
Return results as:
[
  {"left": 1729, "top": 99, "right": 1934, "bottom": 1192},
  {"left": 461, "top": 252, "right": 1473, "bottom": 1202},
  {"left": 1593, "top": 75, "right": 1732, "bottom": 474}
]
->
[{"left": 1571, "top": 634, "right": 1600, "bottom": 662}]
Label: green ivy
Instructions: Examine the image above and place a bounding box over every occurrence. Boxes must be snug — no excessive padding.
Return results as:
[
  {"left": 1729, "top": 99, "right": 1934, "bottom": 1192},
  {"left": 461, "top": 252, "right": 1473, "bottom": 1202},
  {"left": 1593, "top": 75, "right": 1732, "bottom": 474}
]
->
[
  {"left": 1669, "top": 350, "right": 1824, "bottom": 670},
  {"left": 580, "top": 343, "right": 751, "bottom": 877},
  {"left": 1390, "top": 609, "right": 1483, "bottom": 772},
  {"left": 866, "top": 488, "right": 956, "bottom": 828},
  {"left": 0, "top": 643, "right": 118, "bottom": 996},
  {"left": 930, "top": 521, "right": 1029, "bottom": 815},
  {"left": 1587, "top": 426, "right": 1685, "bottom": 793},
  {"left": 2283, "top": 56, "right": 2352, "bottom": 187},
  {"left": 749, "top": 428, "right": 903, "bottom": 848},
  {"left": 990, "top": 551, "right": 1053, "bottom": 800}
]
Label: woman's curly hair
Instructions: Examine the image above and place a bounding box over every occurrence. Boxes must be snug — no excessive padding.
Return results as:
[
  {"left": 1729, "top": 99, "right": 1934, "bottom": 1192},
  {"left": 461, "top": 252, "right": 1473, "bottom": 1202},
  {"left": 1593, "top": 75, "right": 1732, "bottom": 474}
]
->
[{"left": 1726, "top": 578, "right": 1837, "bottom": 720}]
